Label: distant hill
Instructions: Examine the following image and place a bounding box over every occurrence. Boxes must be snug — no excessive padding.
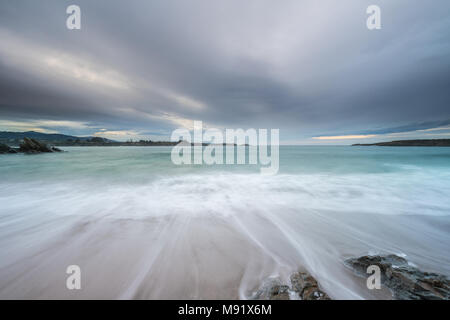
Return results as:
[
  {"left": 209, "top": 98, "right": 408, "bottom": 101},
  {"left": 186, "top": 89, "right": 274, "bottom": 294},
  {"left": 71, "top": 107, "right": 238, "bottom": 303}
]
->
[
  {"left": 0, "top": 131, "right": 179, "bottom": 146},
  {"left": 352, "top": 139, "right": 450, "bottom": 147},
  {"left": 0, "top": 131, "right": 89, "bottom": 141},
  {"left": 0, "top": 131, "right": 115, "bottom": 145}
]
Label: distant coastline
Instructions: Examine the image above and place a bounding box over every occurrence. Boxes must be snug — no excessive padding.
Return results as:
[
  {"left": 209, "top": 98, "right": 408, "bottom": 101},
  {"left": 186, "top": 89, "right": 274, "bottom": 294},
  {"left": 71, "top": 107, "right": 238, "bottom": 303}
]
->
[
  {"left": 0, "top": 131, "right": 244, "bottom": 148},
  {"left": 0, "top": 130, "right": 179, "bottom": 147},
  {"left": 352, "top": 139, "right": 450, "bottom": 147}
]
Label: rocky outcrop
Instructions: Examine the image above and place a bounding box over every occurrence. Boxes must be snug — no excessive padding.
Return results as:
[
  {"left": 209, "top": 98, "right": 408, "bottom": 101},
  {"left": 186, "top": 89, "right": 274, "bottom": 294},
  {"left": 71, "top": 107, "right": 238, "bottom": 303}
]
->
[
  {"left": 1, "top": 138, "right": 63, "bottom": 154},
  {"left": 254, "top": 271, "right": 331, "bottom": 300},
  {"left": 0, "top": 143, "right": 17, "bottom": 154},
  {"left": 290, "top": 271, "right": 331, "bottom": 300},
  {"left": 345, "top": 254, "right": 450, "bottom": 300},
  {"left": 253, "top": 278, "right": 291, "bottom": 300},
  {"left": 19, "top": 137, "right": 62, "bottom": 153}
]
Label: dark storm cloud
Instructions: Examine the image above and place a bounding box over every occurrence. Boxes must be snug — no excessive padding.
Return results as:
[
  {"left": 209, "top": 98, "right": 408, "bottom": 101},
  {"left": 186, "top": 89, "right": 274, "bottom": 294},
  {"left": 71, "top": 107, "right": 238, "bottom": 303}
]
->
[{"left": 0, "top": 0, "right": 449, "bottom": 140}]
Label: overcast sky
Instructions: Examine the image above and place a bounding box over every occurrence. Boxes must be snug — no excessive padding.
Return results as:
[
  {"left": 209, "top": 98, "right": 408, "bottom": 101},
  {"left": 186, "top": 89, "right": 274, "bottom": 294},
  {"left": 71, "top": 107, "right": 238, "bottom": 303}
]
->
[{"left": 0, "top": 0, "right": 449, "bottom": 143}]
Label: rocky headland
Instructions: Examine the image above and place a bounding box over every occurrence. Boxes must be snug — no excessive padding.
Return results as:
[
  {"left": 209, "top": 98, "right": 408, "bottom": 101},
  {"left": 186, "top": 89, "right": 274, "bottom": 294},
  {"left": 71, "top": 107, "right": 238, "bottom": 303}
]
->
[
  {"left": 0, "top": 137, "right": 63, "bottom": 154},
  {"left": 352, "top": 139, "right": 450, "bottom": 147}
]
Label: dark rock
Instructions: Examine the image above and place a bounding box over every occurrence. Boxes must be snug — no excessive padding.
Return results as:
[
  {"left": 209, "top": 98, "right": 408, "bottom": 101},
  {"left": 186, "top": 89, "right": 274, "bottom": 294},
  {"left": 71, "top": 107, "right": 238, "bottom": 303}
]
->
[
  {"left": 0, "top": 143, "right": 17, "bottom": 154},
  {"left": 254, "top": 271, "right": 330, "bottom": 300},
  {"left": 253, "top": 278, "right": 290, "bottom": 300},
  {"left": 291, "top": 271, "right": 331, "bottom": 300},
  {"left": 345, "top": 254, "right": 450, "bottom": 300},
  {"left": 0, "top": 143, "right": 9, "bottom": 153},
  {"left": 19, "top": 137, "right": 61, "bottom": 153}
]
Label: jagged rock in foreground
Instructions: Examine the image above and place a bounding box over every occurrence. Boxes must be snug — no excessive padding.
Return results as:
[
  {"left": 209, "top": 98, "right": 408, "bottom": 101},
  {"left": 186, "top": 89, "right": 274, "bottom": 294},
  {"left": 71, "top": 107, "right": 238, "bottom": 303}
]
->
[
  {"left": 290, "top": 271, "right": 331, "bottom": 300},
  {"left": 0, "top": 143, "right": 17, "bottom": 154},
  {"left": 253, "top": 271, "right": 331, "bottom": 300},
  {"left": 253, "top": 278, "right": 291, "bottom": 300},
  {"left": 345, "top": 254, "right": 450, "bottom": 300},
  {"left": 19, "top": 137, "right": 62, "bottom": 153}
]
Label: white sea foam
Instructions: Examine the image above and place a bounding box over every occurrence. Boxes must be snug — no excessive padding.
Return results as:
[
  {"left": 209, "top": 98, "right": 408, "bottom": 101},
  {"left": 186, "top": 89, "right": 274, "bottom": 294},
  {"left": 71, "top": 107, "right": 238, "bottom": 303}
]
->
[{"left": 0, "top": 170, "right": 449, "bottom": 299}]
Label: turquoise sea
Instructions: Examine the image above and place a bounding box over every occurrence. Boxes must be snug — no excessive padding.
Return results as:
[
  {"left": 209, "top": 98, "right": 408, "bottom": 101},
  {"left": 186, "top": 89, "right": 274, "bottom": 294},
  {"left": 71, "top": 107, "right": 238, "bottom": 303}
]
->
[{"left": 0, "top": 146, "right": 449, "bottom": 299}]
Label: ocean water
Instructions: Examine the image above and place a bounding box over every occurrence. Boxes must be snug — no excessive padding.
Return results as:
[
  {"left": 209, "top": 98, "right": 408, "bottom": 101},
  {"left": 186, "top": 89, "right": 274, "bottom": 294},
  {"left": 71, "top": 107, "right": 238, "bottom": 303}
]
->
[{"left": 0, "top": 146, "right": 449, "bottom": 299}]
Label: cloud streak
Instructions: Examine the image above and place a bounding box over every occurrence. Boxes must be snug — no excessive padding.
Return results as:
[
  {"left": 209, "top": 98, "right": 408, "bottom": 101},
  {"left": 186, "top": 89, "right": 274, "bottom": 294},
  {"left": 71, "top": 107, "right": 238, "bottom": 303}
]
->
[{"left": 313, "top": 135, "right": 377, "bottom": 140}]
